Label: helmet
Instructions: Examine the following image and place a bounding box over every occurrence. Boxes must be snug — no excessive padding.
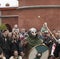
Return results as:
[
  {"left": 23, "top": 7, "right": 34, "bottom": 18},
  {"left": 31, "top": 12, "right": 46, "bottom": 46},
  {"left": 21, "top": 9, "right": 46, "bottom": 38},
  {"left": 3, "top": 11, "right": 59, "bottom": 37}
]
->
[{"left": 29, "top": 28, "right": 37, "bottom": 36}]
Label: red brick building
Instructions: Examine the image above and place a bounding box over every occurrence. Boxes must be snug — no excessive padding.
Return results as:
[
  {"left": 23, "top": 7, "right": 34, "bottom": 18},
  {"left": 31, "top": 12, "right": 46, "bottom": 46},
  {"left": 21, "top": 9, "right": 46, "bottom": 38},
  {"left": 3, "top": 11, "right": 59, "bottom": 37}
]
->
[{"left": 0, "top": 0, "right": 60, "bottom": 30}]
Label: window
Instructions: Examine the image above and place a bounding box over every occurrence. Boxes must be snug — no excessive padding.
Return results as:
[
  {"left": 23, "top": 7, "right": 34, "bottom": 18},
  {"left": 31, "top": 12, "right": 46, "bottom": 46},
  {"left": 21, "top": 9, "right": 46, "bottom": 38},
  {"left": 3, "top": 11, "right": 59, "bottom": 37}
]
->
[{"left": 5, "top": 3, "right": 10, "bottom": 6}]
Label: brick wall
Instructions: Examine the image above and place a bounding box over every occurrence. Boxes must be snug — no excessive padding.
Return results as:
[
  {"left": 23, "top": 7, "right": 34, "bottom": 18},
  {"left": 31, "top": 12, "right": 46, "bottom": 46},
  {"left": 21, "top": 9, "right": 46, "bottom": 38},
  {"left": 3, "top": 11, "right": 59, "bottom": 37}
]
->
[
  {"left": 17, "top": 8, "right": 60, "bottom": 30},
  {"left": 19, "top": 0, "right": 60, "bottom": 6},
  {"left": 1, "top": 0, "right": 60, "bottom": 30},
  {"left": 2, "top": 17, "right": 18, "bottom": 28}
]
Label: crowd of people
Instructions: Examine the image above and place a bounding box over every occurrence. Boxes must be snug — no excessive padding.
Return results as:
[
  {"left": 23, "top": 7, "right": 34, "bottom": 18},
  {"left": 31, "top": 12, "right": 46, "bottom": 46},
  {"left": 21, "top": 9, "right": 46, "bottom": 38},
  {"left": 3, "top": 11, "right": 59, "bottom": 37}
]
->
[{"left": 0, "top": 23, "right": 60, "bottom": 59}]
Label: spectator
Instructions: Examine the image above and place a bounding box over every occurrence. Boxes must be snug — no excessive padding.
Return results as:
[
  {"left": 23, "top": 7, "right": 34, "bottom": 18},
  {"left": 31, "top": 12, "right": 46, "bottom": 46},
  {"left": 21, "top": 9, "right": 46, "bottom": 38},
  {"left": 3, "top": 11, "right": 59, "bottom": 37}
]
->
[
  {"left": 9, "top": 50, "right": 22, "bottom": 59},
  {"left": 0, "top": 47, "right": 6, "bottom": 59},
  {"left": 12, "top": 24, "right": 19, "bottom": 34},
  {"left": 0, "top": 29, "right": 11, "bottom": 59},
  {"left": 10, "top": 31, "right": 24, "bottom": 57}
]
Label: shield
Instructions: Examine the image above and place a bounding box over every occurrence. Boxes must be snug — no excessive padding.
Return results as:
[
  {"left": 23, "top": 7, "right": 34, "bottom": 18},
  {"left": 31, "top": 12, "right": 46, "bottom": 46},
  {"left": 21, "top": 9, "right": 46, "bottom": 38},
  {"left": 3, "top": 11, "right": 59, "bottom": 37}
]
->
[{"left": 28, "top": 44, "right": 49, "bottom": 59}]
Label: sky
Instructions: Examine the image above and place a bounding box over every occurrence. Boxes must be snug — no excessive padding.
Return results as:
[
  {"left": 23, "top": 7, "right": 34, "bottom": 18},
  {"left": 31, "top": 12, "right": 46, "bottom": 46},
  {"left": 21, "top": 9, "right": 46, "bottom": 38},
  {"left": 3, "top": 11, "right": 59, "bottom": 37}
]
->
[{"left": 0, "top": 0, "right": 19, "bottom": 7}]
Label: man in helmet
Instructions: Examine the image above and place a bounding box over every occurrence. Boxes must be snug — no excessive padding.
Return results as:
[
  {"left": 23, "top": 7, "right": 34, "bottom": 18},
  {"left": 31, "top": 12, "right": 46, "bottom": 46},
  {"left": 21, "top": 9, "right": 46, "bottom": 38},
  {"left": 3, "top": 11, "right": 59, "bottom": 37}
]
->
[
  {"left": 23, "top": 28, "right": 43, "bottom": 59},
  {"left": 27, "top": 28, "right": 43, "bottom": 49}
]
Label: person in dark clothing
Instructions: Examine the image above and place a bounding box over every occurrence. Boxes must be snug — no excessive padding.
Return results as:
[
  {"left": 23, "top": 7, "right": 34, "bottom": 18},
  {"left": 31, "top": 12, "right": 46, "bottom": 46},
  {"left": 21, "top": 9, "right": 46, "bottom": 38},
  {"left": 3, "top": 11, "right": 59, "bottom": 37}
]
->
[
  {"left": 0, "top": 30, "right": 4, "bottom": 48},
  {"left": 0, "top": 47, "right": 6, "bottom": 59},
  {"left": 54, "top": 41, "right": 60, "bottom": 59},
  {"left": 41, "top": 32, "right": 53, "bottom": 51},
  {"left": 0, "top": 29, "right": 11, "bottom": 59},
  {"left": 10, "top": 32, "right": 20, "bottom": 56}
]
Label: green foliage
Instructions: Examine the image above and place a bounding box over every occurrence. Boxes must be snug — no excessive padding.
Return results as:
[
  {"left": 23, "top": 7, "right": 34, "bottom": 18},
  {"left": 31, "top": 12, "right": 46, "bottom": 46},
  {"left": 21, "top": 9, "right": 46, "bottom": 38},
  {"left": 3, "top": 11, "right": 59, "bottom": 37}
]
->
[{"left": 0, "top": 24, "right": 7, "bottom": 31}]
